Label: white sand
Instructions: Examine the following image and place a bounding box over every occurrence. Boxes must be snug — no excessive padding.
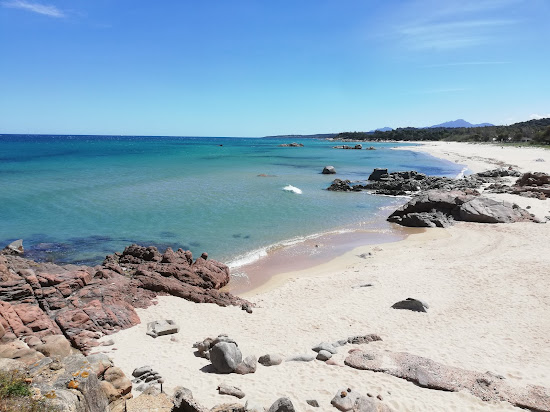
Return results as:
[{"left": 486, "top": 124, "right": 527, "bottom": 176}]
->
[{"left": 101, "top": 142, "right": 550, "bottom": 411}]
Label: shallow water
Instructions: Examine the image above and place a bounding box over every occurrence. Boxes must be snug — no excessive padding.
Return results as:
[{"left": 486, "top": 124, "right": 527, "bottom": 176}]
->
[{"left": 0, "top": 135, "right": 463, "bottom": 270}]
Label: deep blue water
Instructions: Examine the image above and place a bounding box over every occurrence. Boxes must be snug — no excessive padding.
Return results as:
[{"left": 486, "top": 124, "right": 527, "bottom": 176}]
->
[{"left": 0, "top": 135, "right": 463, "bottom": 266}]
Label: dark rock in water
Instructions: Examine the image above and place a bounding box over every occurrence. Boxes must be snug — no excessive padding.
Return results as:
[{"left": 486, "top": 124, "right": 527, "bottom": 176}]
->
[
  {"left": 323, "top": 166, "right": 336, "bottom": 174},
  {"left": 333, "top": 144, "right": 362, "bottom": 150},
  {"left": 328, "top": 168, "right": 526, "bottom": 196},
  {"left": 0, "top": 245, "right": 249, "bottom": 354},
  {"left": 391, "top": 298, "right": 428, "bottom": 312},
  {"left": 279, "top": 142, "right": 303, "bottom": 147},
  {"left": 268, "top": 397, "right": 295, "bottom": 412},
  {"left": 387, "top": 190, "right": 540, "bottom": 227},
  {"left": 327, "top": 179, "right": 361, "bottom": 192},
  {"left": 368, "top": 168, "right": 388, "bottom": 181}
]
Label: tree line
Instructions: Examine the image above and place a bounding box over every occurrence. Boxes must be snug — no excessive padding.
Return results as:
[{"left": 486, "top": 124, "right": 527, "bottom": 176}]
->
[{"left": 336, "top": 118, "right": 550, "bottom": 145}]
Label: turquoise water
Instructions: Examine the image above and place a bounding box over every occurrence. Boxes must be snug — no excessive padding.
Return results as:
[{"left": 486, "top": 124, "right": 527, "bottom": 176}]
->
[{"left": 0, "top": 135, "right": 463, "bottom": 266}]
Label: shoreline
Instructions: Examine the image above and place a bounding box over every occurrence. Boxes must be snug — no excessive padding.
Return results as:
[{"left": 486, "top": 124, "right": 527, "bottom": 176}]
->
[
  {"left": 99, "top": 141, "right": 550, "bottom": 411},
  {"left": 224, "top": 208, "right": 422, "bottom": 296},
  {"left": 228, "top": 140, "right": 549, "bottom": 296}
]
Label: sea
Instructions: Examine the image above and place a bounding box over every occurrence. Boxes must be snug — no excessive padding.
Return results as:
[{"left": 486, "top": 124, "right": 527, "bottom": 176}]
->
[{"left": 0, "top": 135, "right": 464, "bottom": 290}]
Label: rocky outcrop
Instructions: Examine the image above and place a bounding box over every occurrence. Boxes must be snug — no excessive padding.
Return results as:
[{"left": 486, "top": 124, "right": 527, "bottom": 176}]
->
[
  {"left": 345, "top": 349, "right": 550, "bottom": 411},
  {"left": 387, "top": 190, "right": 540, "bottom": 227},
  {"left": 2, "top": 239, "right": 24, "bottom": 255},
  {"left": 328, "top": 168, "right": 525, "bottom": 196},
  {"left": 279, "top": 142, "right": 303, "bottom": 147},
  {"left": 0, "top": 337, "right": 133, "bottom": 412},
  {"left": 487, "top": 171, "right": 550, "bottom": 199},
  {"left": 0, "top": 245, "right": 249, "bottom": 354},
  {"left": 322, "top": 166, "right": 336, "bottom": 174}
]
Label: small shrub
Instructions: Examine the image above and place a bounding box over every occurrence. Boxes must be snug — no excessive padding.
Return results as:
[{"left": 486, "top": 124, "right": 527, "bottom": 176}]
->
[{"left": 0, "top": 370, "right": 59, "bottom": 412}]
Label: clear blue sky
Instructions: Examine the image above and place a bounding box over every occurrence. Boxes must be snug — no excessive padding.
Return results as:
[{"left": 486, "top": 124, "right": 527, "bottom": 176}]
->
[{"left": 1, "top": 0, "right": 549, "bottom": 136}]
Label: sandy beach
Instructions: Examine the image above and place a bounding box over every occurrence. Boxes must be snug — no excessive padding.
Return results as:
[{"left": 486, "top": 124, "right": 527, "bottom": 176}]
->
[{"left": 100, "top": 142, "right": 550, "bottom": 411}]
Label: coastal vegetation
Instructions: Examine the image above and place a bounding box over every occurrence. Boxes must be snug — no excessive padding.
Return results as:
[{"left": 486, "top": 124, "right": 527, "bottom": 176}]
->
[
  {"left": 0, "top": 370, "right": 55, "bottom": 412},
  {"left": 336, "top": 118, "right": 550, "bottom": 144}
]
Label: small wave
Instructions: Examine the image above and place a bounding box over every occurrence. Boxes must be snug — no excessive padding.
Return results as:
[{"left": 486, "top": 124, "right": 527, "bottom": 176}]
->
[
  {"left": 455, "top": 166, "right": 469, "bottom": 179},
  {"left": 227, "top": 247, "right": 269, "bottom": 269},
  {"left": 282, "top": 184, "right": 302, "bottom": 194},
  {"left": 226, "top": 229, "right": 357, "bottom": 269}
]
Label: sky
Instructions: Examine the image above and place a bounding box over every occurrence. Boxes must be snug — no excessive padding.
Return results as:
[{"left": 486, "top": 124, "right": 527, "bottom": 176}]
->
[{"left": 0, "top": 0, "right": 549, "bottom": 137}]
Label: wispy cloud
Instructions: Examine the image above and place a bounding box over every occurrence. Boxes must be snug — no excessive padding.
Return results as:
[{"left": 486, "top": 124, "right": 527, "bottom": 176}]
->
[
  {"left": 1, "top": 0, "right": 65, "bottom": 18},
  {"left": 392, "top": 0, "right": 521, "bottom": 50},
  {"left": 423, "top": 61, "right": 510, "bottom": 68},
  {"left": 399, "top": 19, "right": 516, "bottom": 50}
]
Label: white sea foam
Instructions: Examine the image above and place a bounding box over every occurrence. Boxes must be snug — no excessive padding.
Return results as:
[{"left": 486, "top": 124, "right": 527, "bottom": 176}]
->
[
  {"left": 226, "top": 228, "right": 357, "bottom": 269},
  {"left": 455, "top": 166, "right": 469, "bottom": 178},
  {"left": 282, "top": 184, "right": 302, "bottom": 194}
]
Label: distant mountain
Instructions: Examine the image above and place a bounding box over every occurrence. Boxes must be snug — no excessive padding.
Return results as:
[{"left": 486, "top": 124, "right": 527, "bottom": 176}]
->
[
  {"left": 429, "top": 119, "right": 494, "bottom": 128},
  {"left": 370, "top": 127, "right": 393, "bottom": 132}
]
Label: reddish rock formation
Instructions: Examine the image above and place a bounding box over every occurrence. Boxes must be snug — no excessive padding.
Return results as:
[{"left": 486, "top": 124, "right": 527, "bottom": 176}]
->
[{"left": 0, "top": 245, "right": 248, "bottom": 354}]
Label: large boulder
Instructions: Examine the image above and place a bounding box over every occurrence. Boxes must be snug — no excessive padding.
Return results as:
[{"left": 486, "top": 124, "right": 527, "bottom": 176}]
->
[
  {"left": 210, "top": 342, "right": 243, "bottom": 373},
  {"left": 388, "top": 190, "right": 540, "bottom": 227},
  {"left": 322, "top": 166, "right": 336, "bottom": 174},
  {"left": 457, "top": 197, "right": 539, "bottom": 223}
]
